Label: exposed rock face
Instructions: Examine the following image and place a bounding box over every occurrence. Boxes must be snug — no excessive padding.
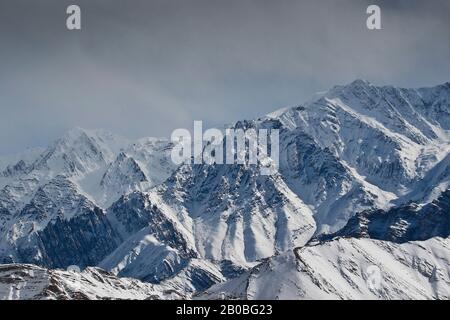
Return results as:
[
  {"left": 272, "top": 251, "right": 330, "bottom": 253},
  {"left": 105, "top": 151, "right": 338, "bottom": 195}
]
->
[
  {"left": 320, "top": 189, "right": 450, "bottom": 243},
  {"left": 3, "top": 176, "right": 122, "bottom": 269},
  {"left": 107, "top": 192, "right": 194, "bottom": 256}
]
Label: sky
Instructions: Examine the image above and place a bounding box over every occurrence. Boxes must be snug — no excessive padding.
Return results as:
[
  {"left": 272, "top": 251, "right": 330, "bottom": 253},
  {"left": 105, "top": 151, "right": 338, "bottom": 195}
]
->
[{"left": 0, "top": 0, "right": 449, "bottom": 154}]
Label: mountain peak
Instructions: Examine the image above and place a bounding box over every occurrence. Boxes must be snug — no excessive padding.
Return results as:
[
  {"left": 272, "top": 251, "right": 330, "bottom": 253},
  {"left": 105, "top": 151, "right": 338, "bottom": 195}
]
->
[
  {"left": 348, "top": 79, "right": 372, "bottom": 87},
  {"left": 61, "top": 127, "right": 95, "bottom": 141},
  {"left": 332, "top": 79, "right": 377, "bottom": 94},
  {"left": 61, "top": 127, "right": 118, "bottom": 143}
]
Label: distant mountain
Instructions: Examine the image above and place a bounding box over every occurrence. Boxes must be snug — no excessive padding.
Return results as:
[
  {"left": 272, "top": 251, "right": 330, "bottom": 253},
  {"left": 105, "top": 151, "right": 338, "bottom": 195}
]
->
[{"left": 0, "top": 147, "right": 45, "bottom": 175}]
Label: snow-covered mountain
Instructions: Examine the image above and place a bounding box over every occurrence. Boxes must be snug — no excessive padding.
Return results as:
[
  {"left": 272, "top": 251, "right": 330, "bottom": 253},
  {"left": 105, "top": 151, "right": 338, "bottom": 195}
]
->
[
  {"left": 200, "top": 237, "right": 450, "bottom": 300},
  {"left": 0, "top": 128, "right": 176, "bottom": 211},
  {"left": 145, "top": 163, "right": 316, "bottom": 265},
  {"left": 0, "top": 175, "right": 122, "bottom": 268},
  {"left": 319, "top": 189, "right": 450, "bottom": 243},
  {"left": 0, "top": 264, "right": 185, "bottom": 300},
  {"left": 0, "top": 80, "right": 449, "bottom": 299},
  {"left": 0, "top": 147, "right": 45, "bottom": 176},
  {"left": 0, "top": 128, "right": 178, "bottom": 267},
  {"left": 269, "top": 80, "right": 450, "bottom": 232}
]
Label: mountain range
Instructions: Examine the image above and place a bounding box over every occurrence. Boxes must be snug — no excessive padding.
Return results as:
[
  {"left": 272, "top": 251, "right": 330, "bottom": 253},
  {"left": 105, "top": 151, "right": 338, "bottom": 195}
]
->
[{"left": 0, "top": 79, "right": 449, "bottom": 300}]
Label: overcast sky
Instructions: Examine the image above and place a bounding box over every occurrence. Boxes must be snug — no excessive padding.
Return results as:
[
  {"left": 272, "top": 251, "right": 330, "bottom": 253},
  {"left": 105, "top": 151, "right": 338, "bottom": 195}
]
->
[{"left": 0, "top": 0, "right": 449, "bottom": 154}]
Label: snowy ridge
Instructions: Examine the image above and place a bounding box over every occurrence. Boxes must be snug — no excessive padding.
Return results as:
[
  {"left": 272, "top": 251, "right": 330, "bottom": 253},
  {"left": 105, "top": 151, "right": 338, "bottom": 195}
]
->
[
  {"left": 0, "top": 147, "right": 45, "bottom": 175},
  {"left": 0, "top": 264, "right": 185, "bottom": 300},
  {"left": 200, "top": 237, "right": 450, "bottom": 300}
]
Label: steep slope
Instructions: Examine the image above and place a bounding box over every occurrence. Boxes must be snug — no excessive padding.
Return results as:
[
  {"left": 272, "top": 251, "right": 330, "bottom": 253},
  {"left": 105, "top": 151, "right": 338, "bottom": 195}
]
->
[
  {"left": 0, "top": 176, "right": 122, "bottom": 268},
  {"left": 97, "top": 152, "right": 150, "bottom": 207},
  {"left": 396, "top": 153, "right": 450, "bottom": 205},
  {"left": 98, "top": 228, "right": 226, "bottom": 293},
  {"left": 320, "top": 189, "right": 450, "bottom": 243},
  {"left": 99, "top": 228, "right": 193, "bottom": 283},
  {"left": 76, "top": 137, "right": 177, "bottom": 208},
  {"left": 124, "top": 137, "right": 178, "bottom": 186},
  {"left": 275, "top": 121, "right": 395, "bottom": 233},
  {"left": 100, "top": 192, "right": 196, "bottom": 280},
  {"left": 201, "top": 237, "right": 450, "bottom": 300},
  {"left": 147, "top": 162, "right": 317, "bottom": 265},
  {"left": 100, "top": 192, "right": 238, "bottom": 291}
]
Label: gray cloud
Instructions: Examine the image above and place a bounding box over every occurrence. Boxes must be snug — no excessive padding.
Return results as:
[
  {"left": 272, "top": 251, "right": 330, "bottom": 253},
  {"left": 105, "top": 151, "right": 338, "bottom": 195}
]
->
[{"left": 0, "top": 0, "right": 449, "bottom": 154}]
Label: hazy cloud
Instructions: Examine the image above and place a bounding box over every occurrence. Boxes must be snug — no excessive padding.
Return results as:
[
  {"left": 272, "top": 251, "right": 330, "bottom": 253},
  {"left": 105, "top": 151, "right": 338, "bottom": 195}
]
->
[{"left": 0, "top": 0, "right": 449, "bottom": 154}]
